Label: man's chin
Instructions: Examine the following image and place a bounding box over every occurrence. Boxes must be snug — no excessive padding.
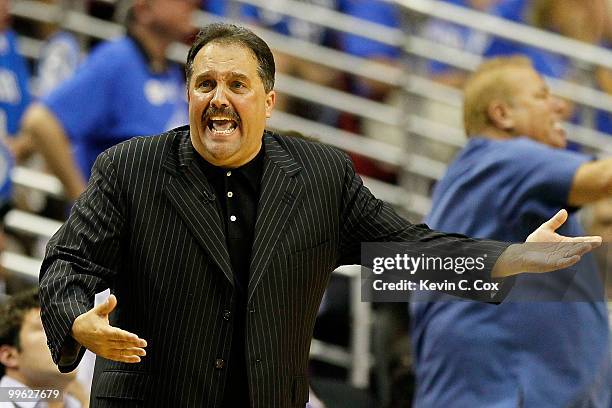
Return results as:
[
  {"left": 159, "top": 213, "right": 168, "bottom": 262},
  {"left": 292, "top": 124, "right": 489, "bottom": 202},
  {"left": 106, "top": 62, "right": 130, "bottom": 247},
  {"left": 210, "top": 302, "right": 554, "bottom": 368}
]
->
[{"left": 202, "top": 142, "right": 240, "bottom": 164}]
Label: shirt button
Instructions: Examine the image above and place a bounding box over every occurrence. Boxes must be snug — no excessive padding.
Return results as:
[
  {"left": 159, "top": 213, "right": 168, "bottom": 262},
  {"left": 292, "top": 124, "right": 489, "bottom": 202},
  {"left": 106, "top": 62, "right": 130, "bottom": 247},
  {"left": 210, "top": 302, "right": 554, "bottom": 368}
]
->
[
  {"left": 249, "top": 308, "right": 256, "bottom": 314},
  {"left": 222, "top": 310, "right": 231, "bottom": 320},
  {"left": 215, "top": 358, "right": 225, "bottom": 369},
  {"left": 230, "top": 215, "right": 237, "bottom": 222},
  {"left": 226, "top": 171, "right": 232, "bottom": 177},
  {"left": 227, "top": 191, "right": 233, "bottom": 198}
]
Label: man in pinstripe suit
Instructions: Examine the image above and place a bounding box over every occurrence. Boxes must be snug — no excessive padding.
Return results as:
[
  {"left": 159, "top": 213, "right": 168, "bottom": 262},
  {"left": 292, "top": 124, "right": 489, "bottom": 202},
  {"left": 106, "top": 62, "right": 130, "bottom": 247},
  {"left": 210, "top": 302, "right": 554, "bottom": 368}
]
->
[{"left": 38, "top": 23, "right": 600, "bottom": 407}]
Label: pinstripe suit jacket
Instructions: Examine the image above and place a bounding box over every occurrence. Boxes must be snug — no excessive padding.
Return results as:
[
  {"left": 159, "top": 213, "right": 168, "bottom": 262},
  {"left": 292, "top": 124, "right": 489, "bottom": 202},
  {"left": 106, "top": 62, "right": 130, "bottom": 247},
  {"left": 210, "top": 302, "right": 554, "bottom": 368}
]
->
[{"left": 39, "top": 126, "right": 507, "bottom": 407}]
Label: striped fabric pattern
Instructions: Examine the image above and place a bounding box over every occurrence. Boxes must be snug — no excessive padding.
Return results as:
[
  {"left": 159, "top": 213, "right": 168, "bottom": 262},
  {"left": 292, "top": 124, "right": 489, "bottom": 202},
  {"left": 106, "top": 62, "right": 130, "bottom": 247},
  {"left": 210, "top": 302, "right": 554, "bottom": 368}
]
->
[{"left": 39, "top": 126, "right": 507, "bottom": 407}]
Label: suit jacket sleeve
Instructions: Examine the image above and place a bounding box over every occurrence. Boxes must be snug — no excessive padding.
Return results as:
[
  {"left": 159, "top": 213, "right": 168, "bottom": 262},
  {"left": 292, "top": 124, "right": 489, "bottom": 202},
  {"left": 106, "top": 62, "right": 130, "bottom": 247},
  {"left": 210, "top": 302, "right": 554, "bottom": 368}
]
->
[
  {"left": 39, "top": 150, "right": 126, "bottom": 372},
  {"left": 337, "top": 153, "right": 509, "bottom": 283}
]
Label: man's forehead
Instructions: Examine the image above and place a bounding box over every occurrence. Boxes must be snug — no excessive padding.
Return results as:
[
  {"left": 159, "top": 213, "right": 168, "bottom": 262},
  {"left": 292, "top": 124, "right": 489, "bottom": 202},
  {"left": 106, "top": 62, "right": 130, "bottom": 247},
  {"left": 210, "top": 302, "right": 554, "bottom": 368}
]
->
[
  {"left": 503, "top": 66, "right": 545, "bottom": 91},
  {"left": 193, "top": 42, "right": 257, "bottom": 70}
]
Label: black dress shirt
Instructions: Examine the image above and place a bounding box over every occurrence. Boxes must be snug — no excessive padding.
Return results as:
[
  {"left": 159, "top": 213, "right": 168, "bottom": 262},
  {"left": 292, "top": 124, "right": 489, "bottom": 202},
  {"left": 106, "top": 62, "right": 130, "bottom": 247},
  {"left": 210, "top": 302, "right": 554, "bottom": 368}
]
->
[{"left": 195, "top": 147, "right": 265, "bottom": 407}]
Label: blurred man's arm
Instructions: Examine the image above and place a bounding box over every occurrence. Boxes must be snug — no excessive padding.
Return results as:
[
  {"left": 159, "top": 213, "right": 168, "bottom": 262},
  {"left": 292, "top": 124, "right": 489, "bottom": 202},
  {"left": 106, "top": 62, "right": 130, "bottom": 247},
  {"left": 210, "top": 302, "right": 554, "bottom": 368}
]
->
[
  {"left": 6, "top": 128, "right": 35, "bottom": 162},
  {"left": 568, "top": 158, "right": 612, "bottom": 206},
  {"left": 20, "top": 104, "right": 87, "bottom": 201}
]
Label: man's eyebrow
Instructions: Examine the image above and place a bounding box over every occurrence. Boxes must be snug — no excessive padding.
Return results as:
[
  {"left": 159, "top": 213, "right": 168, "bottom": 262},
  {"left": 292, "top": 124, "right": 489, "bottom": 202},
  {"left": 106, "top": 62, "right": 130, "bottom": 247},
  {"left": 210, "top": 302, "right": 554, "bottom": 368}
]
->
[
  {"left": 230, "top": 72, "right": 250, "bottom": 82},
  {"left": 194, "top": 71, "right": 250, "bottom": 81}
]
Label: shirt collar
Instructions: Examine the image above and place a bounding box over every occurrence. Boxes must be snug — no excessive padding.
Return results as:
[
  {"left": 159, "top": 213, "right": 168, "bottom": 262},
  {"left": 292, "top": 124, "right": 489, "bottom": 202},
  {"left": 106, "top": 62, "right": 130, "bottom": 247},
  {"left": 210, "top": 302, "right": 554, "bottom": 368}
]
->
[{"left": 196, "top": 145, "right": 265, "bottom": 191}]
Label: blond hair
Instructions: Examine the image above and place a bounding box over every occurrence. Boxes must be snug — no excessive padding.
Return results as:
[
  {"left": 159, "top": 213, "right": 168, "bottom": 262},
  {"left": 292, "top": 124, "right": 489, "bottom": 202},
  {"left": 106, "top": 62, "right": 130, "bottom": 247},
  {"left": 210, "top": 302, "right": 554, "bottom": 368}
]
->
[{"left": 463, "top": 56, "right": 533, "bottom": 136}]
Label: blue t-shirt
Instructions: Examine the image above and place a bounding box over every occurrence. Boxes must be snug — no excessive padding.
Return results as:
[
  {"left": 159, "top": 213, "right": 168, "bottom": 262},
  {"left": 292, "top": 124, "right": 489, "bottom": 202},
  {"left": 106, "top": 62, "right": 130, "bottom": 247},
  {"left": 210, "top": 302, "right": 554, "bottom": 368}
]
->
[
  {"left": 410, "top": 137, "right": 610, "bottom": 408},
  {"left": 35, "top": 31, "right": 81, "bottom": 97},
  {"left": 43, "top": 36, "right": 188, "bottom": 180},
  {"left": 0, "top": 30, "right": 31, "bottom": 136}
]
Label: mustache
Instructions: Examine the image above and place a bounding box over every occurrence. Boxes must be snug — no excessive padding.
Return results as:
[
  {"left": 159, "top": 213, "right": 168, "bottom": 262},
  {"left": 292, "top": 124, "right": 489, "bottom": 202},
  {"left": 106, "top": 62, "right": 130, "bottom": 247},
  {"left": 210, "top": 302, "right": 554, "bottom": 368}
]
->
[{"left": 203, "top": 106, "right": 241, "bottom": 125}]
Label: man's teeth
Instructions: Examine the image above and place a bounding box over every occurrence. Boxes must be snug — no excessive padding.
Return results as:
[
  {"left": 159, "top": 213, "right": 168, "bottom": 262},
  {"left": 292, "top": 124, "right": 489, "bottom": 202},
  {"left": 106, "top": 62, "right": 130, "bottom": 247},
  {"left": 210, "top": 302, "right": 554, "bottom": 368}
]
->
[{"left": 209, "top": 119, "right": 237, "bottom": 134}]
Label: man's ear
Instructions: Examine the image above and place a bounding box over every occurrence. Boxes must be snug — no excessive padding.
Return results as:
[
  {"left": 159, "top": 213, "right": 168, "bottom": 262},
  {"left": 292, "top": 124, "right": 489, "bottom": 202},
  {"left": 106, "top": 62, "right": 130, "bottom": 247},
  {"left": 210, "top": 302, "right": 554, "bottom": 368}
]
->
[
  {"left": 265, "top": 90, "right": 276, "bottom": 118},
  {"left": 0, "top": 344, "right": 19, "bottom": 370},
  {"left": 487, "top": 100, "right": 514, "bottom": 131}
]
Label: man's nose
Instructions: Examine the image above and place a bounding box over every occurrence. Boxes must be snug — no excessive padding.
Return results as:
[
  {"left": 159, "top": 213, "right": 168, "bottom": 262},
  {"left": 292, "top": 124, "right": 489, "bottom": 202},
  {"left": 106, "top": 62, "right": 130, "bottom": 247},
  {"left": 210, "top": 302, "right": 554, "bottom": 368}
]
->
[{"left": 210, "top": 86, "right": 229, "bottom": 109}]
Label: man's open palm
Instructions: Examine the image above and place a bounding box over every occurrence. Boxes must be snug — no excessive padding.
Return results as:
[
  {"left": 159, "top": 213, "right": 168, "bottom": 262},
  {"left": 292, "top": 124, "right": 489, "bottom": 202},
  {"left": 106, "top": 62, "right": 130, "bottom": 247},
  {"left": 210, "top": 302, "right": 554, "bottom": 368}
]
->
[
  {"left": 71, "top": 294, "right": 147, "bottom": 363},
  {"left": 525, "top": 209, "right": 602, "bottom": 271},
  {"left": 494, "top": 210, "right": 602, "bottom": 277}
]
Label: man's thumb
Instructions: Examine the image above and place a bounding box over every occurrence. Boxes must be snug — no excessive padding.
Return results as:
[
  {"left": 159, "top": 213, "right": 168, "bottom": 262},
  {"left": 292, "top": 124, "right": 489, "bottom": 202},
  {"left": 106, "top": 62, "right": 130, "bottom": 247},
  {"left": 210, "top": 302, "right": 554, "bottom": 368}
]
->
[{"left": 95, "top": 294, "right": 117, "bottom": 316}]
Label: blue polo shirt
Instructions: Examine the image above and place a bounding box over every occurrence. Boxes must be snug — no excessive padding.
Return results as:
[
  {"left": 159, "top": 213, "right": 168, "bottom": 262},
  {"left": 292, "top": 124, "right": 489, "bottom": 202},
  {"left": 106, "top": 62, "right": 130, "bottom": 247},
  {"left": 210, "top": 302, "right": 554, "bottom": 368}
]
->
[
  {"left": 0, "top": 30, "right": 31, "bottom": 137},
  {"left": 410, "top": 137, "right": 611, "bottom": 407},
  {"left": 43, "top": 35, "right": 188, "bottom": 180}
]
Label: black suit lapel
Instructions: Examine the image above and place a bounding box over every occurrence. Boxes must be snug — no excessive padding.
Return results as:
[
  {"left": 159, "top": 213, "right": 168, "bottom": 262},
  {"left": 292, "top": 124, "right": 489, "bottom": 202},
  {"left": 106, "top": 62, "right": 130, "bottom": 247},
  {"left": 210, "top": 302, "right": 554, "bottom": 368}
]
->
[
  {"left": 248, "top": 134, "right": 303, "bottom": 301},
  {"left": 163, "top": 131, "right": 234, "bottom": 285}
]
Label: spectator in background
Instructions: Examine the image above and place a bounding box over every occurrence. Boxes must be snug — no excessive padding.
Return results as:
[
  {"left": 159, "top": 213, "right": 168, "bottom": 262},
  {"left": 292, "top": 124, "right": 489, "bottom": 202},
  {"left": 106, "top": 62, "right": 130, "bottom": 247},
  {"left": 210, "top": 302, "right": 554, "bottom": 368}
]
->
[
  {"left": 7, "top": 0, "right": 81, "bottom": 216},
  {"left": 417, "top": 0, "right": 507, "bottom": 162},
  {"left": 487, "top": 0, "right": 607, "bottom": 151},
  {"left": 487, "top": 0, "right": 606, "bottom": 79},
  {"left": 0, "top": 289, "right": 84, "bottom": 408},
  {"left": 410, "top": 57, "right": 610, "bottom": 408},
  {"left": 421, "top": 0, "right": 501, "bottom": 88},
  {"left": 593, "top": 0, "right": 612, "bottom": 135},
  {"left": 0, "top": 0, "right": 19, "bottom": 297},
  {"left": 16, "top": 0, "right": 198, "bottom": 201},
  {"left": 34, "top": 4, "right": 81, "bottom": 98},
  {"left": 240, "top": 0, "right": 343, "bottom": 123},
  {"left": 0, "top": 0, "right": 31, "bottom": 139},
  {"left": 337, "top": 0, "right": 403, "bottom": 182}
]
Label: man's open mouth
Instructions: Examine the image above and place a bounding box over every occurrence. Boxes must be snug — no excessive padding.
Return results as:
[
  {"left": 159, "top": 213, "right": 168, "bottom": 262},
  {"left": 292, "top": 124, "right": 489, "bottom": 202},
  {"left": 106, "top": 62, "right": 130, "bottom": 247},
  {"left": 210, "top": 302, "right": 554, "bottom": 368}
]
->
[{"left": 207, "top": 118, "right": 238, "bottom": 135}]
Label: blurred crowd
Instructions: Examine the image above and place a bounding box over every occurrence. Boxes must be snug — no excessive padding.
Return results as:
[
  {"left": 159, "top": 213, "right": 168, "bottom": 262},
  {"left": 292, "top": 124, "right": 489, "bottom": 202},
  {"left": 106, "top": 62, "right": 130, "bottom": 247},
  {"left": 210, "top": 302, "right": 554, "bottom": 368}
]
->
[{"left": 1, "top": 0, "right": 612, "bottom": 407}]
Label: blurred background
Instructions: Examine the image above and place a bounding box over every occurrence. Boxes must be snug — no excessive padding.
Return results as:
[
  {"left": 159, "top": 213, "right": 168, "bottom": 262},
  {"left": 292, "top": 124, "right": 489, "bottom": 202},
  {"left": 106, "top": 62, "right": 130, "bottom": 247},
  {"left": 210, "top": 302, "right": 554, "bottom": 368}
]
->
[{"left": 2, "top": 0, "right": 612, "bottom": 407}]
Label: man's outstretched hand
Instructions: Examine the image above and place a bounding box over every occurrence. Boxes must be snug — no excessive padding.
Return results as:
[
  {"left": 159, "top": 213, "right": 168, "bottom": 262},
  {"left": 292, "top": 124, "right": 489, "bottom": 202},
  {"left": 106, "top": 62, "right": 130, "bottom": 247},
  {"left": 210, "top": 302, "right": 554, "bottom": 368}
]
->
[
  {"left": 71, "top": 294, "right": 147, "bottom": 363},
  {"left": 492, "top": 209, "right": 602, "bottom": 278}
]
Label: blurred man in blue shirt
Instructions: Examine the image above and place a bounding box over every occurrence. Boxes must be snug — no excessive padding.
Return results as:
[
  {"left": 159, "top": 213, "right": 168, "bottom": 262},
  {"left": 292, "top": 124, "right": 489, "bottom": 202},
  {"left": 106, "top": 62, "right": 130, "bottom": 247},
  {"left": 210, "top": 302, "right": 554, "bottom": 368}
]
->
[
  {"left": 410, "top": 56, "right": 611, "bottom": 408},
  {"left": 18, "top": 0, "right": 198, "bottom": 201}
]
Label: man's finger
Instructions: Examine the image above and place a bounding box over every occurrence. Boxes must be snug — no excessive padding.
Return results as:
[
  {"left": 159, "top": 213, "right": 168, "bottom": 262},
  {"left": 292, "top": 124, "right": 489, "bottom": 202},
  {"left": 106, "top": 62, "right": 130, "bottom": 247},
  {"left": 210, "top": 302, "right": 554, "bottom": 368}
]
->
[
  {"left": 95, "top": 294, "right": 117, "bottom": 317},
  {"left": 107, "top": 353, "right": 141, "bottom": 364},
  {"left": 108, "top": 338, "right": 148, "bottom": 348},
  {"left": 555, "top": 255, "right": 581, "bottom": 270},
  {"left": 559, "top": 243, "right": 591, "bottom": 260},
  {"left": 103, "top": 326, "right": 145, "bottom": 344},
  {"left": 541, "top": 209, "right": 568, "bottom": 232},
  {"left": 108, "top": 347, "right": 147, "bottom": 357},
  {"left": 110, "top": 348, "right": 144, "bottom": 362},
  {"left": 562, "top": 235, "right": 602, "bottom": 245}
]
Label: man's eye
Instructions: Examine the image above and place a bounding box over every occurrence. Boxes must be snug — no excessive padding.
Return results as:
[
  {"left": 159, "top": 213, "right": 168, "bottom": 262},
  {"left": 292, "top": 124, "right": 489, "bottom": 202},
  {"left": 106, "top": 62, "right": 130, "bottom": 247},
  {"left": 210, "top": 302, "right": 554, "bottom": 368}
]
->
[
  {"left": 232, "top": 82, "right": 245, "bottom": 89},
  {"left": 199, "top": 80, "right": 213, "bottom": 89}
]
